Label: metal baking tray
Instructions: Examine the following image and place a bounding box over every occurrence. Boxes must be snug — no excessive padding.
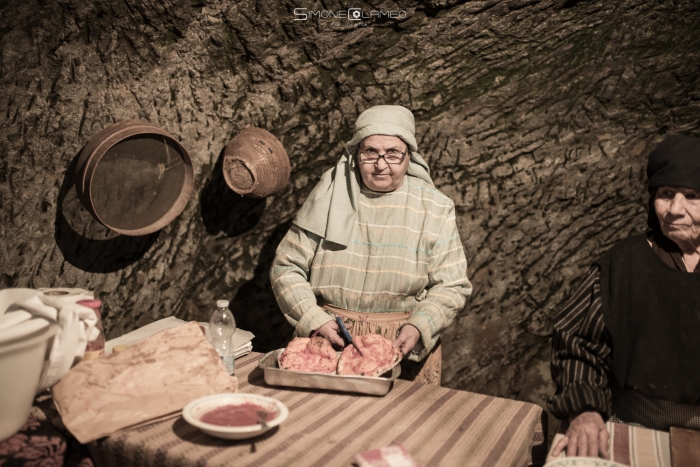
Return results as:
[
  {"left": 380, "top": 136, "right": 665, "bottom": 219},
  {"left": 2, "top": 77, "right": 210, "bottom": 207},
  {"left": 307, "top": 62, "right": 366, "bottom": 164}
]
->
[{"left": 258, "top": 349, "right": 400, "bottom": 396}]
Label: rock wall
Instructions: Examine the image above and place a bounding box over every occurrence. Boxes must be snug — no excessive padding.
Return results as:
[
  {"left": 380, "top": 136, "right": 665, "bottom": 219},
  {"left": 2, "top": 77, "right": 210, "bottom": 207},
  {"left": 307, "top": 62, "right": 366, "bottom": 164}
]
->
[{"left": 2, "top": 0, "right": 700, "bottom": 427}]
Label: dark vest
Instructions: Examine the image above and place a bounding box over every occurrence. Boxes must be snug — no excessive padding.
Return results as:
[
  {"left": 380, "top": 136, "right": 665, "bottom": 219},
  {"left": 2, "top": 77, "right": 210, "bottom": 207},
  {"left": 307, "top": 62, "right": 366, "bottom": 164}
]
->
[{"left": 594, "top": 233, "right": 700, "bottom": 404}]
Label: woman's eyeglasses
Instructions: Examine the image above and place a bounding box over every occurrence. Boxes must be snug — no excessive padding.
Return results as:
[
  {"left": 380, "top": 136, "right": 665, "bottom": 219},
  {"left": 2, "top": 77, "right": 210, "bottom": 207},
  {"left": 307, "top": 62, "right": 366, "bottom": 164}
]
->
[{"left": 358, "top": 149, "right": 406, "bottom": 165}]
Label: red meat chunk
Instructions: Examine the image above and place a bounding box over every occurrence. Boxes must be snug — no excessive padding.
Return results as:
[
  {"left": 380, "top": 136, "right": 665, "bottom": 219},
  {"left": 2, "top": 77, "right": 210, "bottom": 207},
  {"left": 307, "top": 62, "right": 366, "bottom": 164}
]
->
[
  {"left": 278, "top": 336, "right": 339, "bottom": 374},
  {"left": 337, "top": 334, "right": 402, "bottom": 377}
]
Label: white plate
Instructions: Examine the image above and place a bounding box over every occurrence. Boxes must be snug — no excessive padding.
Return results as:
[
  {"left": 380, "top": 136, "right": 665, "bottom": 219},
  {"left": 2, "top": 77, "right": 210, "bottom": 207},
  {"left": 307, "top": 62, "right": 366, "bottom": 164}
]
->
[
  {"left": 545, "top": 457, "right": 629, "bottom": 467},
  {"left": 182, "top": 393, "right": 288, "bottom": 440}
]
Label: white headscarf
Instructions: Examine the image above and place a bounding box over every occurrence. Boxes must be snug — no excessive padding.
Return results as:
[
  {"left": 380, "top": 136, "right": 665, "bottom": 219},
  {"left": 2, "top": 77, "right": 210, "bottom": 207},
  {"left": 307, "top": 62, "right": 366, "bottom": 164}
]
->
[{"left": 293, "top": 105, "right": 434, "bottom": 246}]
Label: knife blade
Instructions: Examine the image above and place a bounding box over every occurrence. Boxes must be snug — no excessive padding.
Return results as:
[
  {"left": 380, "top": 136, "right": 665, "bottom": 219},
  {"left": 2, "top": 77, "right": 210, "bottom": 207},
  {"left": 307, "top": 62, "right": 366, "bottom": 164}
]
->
[{"left": 335, "top": 316, "right": 364, "bottom": 357}]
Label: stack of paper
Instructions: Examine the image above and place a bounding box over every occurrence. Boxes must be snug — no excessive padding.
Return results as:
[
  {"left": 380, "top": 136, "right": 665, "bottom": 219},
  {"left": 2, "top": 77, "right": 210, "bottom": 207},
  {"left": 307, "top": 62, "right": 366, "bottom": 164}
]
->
[
  {"left": 198, "top": 321, "right": 254, "bottom": 358},
  {"left": 105, "top": 316, "right": 255, "bottom": 359}
]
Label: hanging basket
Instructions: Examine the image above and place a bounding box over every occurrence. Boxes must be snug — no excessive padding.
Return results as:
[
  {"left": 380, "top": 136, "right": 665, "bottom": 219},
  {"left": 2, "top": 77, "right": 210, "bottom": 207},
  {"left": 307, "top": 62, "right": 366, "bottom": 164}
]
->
[
  {"left": 222, "top": 127, "right": 290, "bottom": 198},
  {"left": 75, "top": 119, "right": 194, "bottom": 236}
]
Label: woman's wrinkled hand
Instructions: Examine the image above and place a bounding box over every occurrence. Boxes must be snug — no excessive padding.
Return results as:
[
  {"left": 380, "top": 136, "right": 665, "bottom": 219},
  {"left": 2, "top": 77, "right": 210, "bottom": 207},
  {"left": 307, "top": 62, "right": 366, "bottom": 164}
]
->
[
  {"left": 313, "top": 320, "right": 346, "bottom": 347},
  {"left": 393, "top": 324, "right": 421, "bottom": 355},
  {"left": 551, "top": 411, "right": 610, "bottom": 459}
]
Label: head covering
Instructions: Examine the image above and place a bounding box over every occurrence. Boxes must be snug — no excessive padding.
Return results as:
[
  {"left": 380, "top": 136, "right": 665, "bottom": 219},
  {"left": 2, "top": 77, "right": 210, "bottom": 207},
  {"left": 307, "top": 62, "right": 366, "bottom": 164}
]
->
[
  {"left": 646, "top": 135, "right": 700, "bottom": 231},
  {"left": 647, "top": 135, "right": 700, "bottom": 192},
  {"left": 293, "top": 105, "right": 435, "bottom": 246}
]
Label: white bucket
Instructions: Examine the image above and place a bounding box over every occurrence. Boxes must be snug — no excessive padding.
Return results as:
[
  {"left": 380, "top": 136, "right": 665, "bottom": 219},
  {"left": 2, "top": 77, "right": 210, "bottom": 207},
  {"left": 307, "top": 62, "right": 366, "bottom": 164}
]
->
[{"left": 0, "top": 322, "right": 57, "bottom": 441}]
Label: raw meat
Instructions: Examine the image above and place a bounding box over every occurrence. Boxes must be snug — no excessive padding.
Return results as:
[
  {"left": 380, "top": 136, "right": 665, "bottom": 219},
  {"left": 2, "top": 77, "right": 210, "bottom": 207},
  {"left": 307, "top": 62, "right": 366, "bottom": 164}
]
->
[
  {"left": 337, "top": 334, "right": 403, "bottom": 377},
  {"left": 278, "top": 336, "right": 338, "bottom": 374}
]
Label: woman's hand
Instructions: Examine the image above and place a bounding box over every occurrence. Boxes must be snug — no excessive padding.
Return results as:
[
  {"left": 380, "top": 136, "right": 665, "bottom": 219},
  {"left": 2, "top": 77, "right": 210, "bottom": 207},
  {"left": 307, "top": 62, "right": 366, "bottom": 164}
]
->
[
  {"left": 551, "top": 411, "right": 610, "bottom": 459},
  {"left": 393, "top": 324, "right": 421, "bottom": 355},
  {"left": 313, "top": 320, "right": 346, "bottom": 347}
]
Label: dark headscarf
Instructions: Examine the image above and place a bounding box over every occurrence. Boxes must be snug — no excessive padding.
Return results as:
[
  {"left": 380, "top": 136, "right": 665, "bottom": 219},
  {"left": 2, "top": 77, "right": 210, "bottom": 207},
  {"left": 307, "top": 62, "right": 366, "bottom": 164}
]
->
[
  {"left": 646, "top": 135, "right": 700, "bottom": 231},
  {"left": 647, "top": 135, "right": 700, "bottom": 192},
  {"left": 646, "top": 135, "right": 700, "bottom": 272}
]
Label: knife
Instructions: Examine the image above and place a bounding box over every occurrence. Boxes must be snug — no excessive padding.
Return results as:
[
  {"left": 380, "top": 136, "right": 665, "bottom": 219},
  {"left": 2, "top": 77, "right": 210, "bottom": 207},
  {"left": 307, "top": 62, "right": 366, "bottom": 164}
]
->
[{"left": 335, "top": 317, "right": 364, "bottom": 357}]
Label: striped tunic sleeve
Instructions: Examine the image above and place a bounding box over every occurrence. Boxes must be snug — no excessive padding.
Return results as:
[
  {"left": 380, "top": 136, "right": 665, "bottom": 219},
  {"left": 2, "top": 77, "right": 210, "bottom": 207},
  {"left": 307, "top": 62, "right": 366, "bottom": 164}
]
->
[
  {"left": 405, "top": 203, "right": 471, "bottom": 361},
  {"left": 547, "top": 266, "right": 613, "bottom": 419},
  {"left": 269, "top": 225, "right": 334, "bottom": 336}
]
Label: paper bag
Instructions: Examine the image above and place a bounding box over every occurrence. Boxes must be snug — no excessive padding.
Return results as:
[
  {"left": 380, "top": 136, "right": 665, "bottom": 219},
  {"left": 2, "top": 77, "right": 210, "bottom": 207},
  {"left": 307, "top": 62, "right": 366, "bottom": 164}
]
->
[{"left": 51, "top": 322, "right": 237, "bottom": 443}]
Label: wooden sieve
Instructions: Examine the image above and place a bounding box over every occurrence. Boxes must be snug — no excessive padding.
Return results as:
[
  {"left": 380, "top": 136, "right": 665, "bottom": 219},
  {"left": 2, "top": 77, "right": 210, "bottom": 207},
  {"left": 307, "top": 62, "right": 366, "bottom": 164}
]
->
[{"left": 75, "top": 120, "right": 194, "bottom": 236}]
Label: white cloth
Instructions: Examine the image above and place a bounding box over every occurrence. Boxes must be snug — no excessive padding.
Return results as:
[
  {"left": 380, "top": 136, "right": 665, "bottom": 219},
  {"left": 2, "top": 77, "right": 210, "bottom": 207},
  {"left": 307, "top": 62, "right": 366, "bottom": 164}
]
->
[{"left": 0, "top": 288, "right": 98, "bottom": 393}]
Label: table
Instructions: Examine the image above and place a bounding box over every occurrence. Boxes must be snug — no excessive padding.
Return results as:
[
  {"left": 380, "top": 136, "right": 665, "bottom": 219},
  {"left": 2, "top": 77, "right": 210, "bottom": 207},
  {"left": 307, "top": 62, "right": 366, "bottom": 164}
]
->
[
  {"left": 89, "top": 352, "right": 545, "bottom": 467},
  {"left": 547, "top": 421, "right": 671, "bottom": 467}
]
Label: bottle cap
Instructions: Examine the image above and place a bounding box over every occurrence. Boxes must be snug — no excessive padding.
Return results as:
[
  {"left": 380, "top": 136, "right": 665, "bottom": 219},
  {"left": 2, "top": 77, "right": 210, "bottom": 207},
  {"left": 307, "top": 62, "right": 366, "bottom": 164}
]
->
[{"left": 216, "top": 300, "right": 229, "bottom": 308}]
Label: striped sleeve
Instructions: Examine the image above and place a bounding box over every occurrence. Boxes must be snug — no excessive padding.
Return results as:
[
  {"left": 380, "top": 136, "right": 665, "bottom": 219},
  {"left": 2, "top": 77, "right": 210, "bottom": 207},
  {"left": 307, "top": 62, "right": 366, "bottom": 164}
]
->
[
  {"left": 269, "top": 224, "right": 333, "bottom": 337},
  {"left": 405, "top": 203, "right": 472, "bottom": 361},
  {"left": 547, "top": 266, "right": 613, "bottom": 419}
]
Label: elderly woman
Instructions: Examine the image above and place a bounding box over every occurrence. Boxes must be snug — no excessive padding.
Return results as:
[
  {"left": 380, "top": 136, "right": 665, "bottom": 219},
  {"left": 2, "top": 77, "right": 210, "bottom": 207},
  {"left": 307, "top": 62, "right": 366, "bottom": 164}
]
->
[
  {"left": 549, "top": 135, "right": 700, "bottom": 458},
  {"left": 270, "top": 105, "right": 472, "bottom": 386}
]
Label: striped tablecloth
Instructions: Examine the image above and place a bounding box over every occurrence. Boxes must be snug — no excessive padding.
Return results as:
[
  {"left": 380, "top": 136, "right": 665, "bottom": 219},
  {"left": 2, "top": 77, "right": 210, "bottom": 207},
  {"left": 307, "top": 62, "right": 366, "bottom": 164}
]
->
[
  {"left": 547, "top": 421, "right": 671, "bottom": 467},
  {"left": 89, "top": 352, "right": 544, "bottom": 467}
]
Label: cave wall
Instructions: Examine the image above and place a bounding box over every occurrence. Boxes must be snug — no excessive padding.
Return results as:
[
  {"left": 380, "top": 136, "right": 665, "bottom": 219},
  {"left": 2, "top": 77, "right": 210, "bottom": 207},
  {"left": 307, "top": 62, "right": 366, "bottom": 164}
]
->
[{"left": 2, "top": 0, "right": 700, "bottom": 423}]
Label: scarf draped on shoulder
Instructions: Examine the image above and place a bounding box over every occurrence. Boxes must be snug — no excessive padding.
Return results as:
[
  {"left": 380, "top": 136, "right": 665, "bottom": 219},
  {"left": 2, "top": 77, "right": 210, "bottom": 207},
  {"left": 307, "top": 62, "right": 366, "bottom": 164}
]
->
[{"left": 293, "top": 105, "right": 435, "bottom": 247}]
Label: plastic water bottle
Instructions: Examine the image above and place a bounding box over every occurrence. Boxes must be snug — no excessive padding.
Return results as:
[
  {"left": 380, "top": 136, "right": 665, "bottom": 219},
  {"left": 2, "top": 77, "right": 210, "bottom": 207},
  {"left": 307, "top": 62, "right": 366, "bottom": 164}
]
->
[{"left": 209, "top": 299, "right": 236, "bottom": 375}]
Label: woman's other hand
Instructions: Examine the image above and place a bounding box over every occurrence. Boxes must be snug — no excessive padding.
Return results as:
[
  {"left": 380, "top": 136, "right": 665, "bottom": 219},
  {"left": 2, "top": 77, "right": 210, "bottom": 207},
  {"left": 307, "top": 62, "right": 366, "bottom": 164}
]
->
[
  {"left": 551, "top": 411, "right": 610, "bottom": 459},
  {"left": 313, "top": 320, "right": 346, "bottom": 347},
  {"left": 393, "top": 324, "right": 421, "bottom": 355}
]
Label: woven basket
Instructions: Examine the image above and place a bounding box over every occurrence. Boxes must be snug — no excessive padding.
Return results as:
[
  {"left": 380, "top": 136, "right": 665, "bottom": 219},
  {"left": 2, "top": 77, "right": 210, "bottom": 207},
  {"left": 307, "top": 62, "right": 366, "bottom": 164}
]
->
[{"left": 222, "top": 127, "right": 290, "bottom": 198}]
